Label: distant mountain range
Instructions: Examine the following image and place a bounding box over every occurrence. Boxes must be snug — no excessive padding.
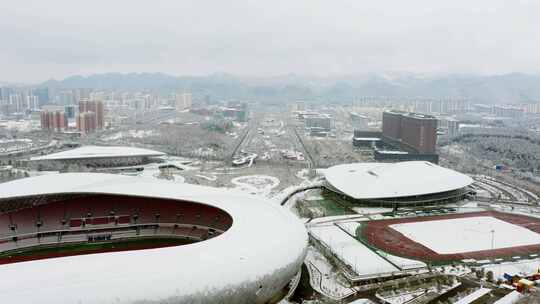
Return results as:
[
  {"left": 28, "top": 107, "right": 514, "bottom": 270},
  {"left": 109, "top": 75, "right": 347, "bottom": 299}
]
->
[{"left": 41, "top": 72, "right": 540, "bottom": 104}]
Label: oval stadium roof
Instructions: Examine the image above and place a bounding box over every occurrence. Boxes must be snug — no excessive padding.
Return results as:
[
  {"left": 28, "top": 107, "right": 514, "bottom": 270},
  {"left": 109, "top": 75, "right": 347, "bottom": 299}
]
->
[
  {"left": 323, "top": 161, "right": 473, "bottom": 200},
  {"left": 30, "top": 145, "right": 165, "bottom": 161},
  {"left": 0, "top": 173, "right": 307, "bottom": 303}
]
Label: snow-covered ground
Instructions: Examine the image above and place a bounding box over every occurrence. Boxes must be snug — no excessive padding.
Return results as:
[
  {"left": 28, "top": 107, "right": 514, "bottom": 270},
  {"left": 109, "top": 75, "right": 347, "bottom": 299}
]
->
[
  {"left": 376, "top": 280, "right": 460, "bottom": 304},
  {"left": 473, "top": 175, "right": 538, "bottom": 203},
  {"left": 520, "top": 187, "right": 539, "bottom": 200},
  {"left": 137, "top": 163, "right": 186, "bottom": 183},
  {"left": 480, "top": 178, "right": 529, "bottom": 202},
  {"left": 0, "top": 120, "right": 38, "bottom": 132},
  {"left": 230, "top": 175, "right": 280, "bottom": 196},
  {"left": 435, "top": 265, "right": 471, "bottom": 277},
  {"left": 352, "top": 207, "right": 393, "bottom": 214},
  {"left": 305, "top": 247, "right": 358, "bottom": 300},
  {"left": 28, "top": 170, "right": 60, "bottom": 177},
  {"left": 102, "top": 129, "right": 157, "bottom": 141},
  {"left": 0, "top": 138, "right": 32, "bottom": 143},
  {"left": 474, "top": 180, "right": 509, "bottom": 200},
  {"left": 482, "top": 257, "right": 540, "bottom": 279},
  {"left": 195, "top": 174, "right": 217, "bottom": 181},
  {"left": 308, "top": 214, "right": 368, "bottom": 225},
  {"left": 309, "top": 225, "right": 398, "bottom": 276},
  {"left": 391, "top": 216, "right": 540, "bottom": 254}
]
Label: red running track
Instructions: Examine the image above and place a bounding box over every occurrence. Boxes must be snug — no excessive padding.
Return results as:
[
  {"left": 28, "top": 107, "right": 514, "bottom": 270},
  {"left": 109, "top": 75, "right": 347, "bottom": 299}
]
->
[{"left": 361, "top": 211, "right": 540, "bottom": 263}]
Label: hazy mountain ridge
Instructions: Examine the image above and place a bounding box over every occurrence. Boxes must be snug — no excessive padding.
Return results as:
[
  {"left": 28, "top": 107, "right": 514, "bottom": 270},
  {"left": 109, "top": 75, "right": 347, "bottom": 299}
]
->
[{"left": 41, "top": 73, "right": 540, "bottom": 104}]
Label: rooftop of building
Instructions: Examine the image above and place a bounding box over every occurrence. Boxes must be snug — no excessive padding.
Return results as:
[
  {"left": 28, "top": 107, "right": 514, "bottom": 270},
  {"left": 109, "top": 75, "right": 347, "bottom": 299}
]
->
[
  {"left": 323, "top": 161, "right": 473, "bottom": 200},
  {"left": 384, "top": 110, "right": 437, "bottom": 120},
  {"left": 30, "top": 145, "right": 165, "bottom": 161}
]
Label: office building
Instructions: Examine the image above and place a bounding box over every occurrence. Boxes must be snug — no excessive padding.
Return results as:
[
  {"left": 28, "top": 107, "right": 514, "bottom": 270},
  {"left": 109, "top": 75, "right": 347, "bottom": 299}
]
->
[{"left": 382, "top": 111, "right": 437, "bottom": 154}]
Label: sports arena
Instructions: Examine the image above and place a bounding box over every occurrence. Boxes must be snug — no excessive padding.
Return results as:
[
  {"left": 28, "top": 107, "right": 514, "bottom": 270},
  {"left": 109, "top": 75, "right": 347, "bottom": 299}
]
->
[
  {"left": 323, "top": 161, "right": 474, "bottom": 207},
  {"left": 0, "top": 173, "right": 307, "bottom": 303},
  {"left": 361, "top": 211, "right": 540, "bottom": 263},
  {"left": 30, "top": 145, "right": 165, "bottom": 169}
]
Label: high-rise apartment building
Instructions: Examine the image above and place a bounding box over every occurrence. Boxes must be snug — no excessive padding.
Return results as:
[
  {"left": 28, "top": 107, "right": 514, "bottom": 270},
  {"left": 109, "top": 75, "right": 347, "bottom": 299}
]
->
[
  {"left": 41, "top": 110, "right": 68, "bottom": 131},
  {"left": 76, "top": 112, "right": 97, "bottom": 134},
  {"left": 78, "top": 99, "right": 104, "bottom": 131},
  {"left": 65, "top": 105, "right": 76, "bottom": 119},
  {"left": 26, "top": 95, "right": 39, "bottom": 111},
  {"left": 175, "top": 93, "right": 192, "bottom": 110},
  {"left": 382, "top": 110, "right": 437, "bottom": 154}
]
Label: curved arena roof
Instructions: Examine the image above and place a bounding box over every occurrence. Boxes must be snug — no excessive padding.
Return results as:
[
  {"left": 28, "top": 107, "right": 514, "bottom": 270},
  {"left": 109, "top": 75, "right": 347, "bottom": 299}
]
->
[
  {"left": 323, "top": 161, "right": 473, "bottom": 200},
  {"left": 30, "top": 145, "right": 165, "bottom": 161},
  {"left": 0, "top": 173, "right": 307, "bottom": 304}
]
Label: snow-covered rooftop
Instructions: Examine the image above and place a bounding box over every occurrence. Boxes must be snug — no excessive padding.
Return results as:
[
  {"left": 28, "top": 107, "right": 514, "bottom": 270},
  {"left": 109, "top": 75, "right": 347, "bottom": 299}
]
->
[
  {"left": 323, "top": 161, "right": 473, "bottom": 199},
  {"left": 310, "top": 225, "right": 398, "bottom": 276},
  {"left": 454, "top": 288, "right": 491, "bottom": 304},
  {"left": 30, "top": 145, "right": 165, "bottom": 161},
  {"left": 0, "top": 173, "right": 307, "bottom": 303}
]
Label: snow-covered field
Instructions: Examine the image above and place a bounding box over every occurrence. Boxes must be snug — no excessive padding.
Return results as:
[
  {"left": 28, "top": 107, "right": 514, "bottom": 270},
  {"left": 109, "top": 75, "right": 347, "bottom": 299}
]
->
[
  {"left": 229, "top": 175, "right": 280, "bottom": 197},
  {"left": 310, "top": 225, "right": 398, "bottom": 276},
  {"left": 391, "top": 217, "right": 540, "bottom": 254}
]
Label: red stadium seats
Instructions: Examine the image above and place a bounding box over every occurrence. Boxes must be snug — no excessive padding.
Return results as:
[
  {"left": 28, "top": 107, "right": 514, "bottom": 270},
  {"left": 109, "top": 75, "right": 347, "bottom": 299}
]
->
[
  {"left": 0, "top": 193, "right": 233, "bottom": 264},
  {"left": 10, "top": 208, "right": 38, "bottom": 235},
  {"left": 0, "top": 214, "right": 13, "bottom": 237}
]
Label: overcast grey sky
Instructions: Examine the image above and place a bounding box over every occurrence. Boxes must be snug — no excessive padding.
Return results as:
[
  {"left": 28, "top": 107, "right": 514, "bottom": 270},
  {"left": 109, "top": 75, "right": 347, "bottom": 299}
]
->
[{"left": 1, "top": 0, "right": 539, "bottom": 83}]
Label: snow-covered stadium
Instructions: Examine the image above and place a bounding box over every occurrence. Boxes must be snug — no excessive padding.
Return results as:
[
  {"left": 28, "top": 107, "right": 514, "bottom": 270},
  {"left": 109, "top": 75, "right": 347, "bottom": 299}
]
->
[
  {"left": 30, "top": 145, "right": 165, "bottom": 168},
  {"left": 323, "top": 161, "right": 474, "bottom": 207},
  {"left": 0, "top": 173, "right": 307, "bottom": 304}
]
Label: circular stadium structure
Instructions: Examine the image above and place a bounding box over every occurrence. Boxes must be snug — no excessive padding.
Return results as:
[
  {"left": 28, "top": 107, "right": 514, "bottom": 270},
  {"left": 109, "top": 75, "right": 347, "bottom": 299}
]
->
[
  {"left": 30, "top": 145, "right": 166, "bottom": 169},
  {"left": 323, "top": 161, "right": 474, "bottom": 207},
  {"left": 0, "top": 173, "right": 307, "bottom": 304}
]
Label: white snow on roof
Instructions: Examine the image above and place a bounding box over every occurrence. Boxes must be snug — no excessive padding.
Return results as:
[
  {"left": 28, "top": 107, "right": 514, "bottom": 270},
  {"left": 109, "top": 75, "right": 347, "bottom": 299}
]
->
[
  {"left": 493, "top": 291, "right": 523, "bottom": 304},
  {"left": 309, "top": 225, "right": 398, "bottom": 276},
  {"left": 350, "top": 299, "right": 375, "bottom": 304},
  {"left": 0, "top": 173, "right": 307, "bottom": 304},
  {"left": 354, "top": 137, "right": 381, "bottom": 141},
  {"left": 324, "top": 161, "right": 473, "bottom": 199},
  {"left": 454, "top": 288, "right": 491, "bottom": 304},
  {"left": 30, "top": 145, "right": 165, "bottom": 161}
]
